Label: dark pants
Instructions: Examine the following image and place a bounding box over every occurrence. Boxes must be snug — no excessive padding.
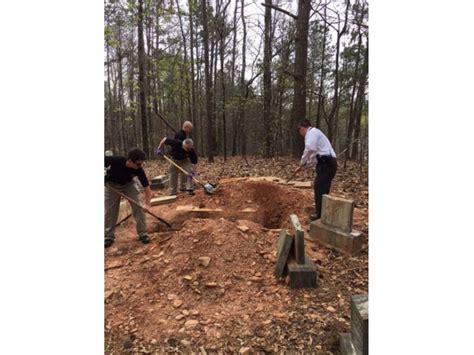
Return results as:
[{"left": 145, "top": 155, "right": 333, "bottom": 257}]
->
[{"left": 314, "top": 157, "right": 337, "bottom": 219}]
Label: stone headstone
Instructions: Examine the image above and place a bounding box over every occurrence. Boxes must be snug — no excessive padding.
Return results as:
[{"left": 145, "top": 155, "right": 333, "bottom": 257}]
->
[
  {"left": 273, "top": 230, "right": 294, "bottom": 279},
  {"left": 309, "top": 220, "right": 362, "bottom": 256},
  {"left": 321, "top": 195, "right": 354, "bottom": 233},
  {"left": 351, "top": 294, "right": 368, "bottom": 355},
  {"left": 287, "top": 254, "right": 317, "bottom": 288},
  {"left": 289, "top": 214, "right": 305, "bottom": 264},
  {"left": 339, "top": 333, "right": 357, "bottom": 355}
]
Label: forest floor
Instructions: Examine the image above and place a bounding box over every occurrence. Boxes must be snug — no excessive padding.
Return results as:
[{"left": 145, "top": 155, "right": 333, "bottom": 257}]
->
[{"left": 105, "top": 157, "right": 368, "bottom": 354}]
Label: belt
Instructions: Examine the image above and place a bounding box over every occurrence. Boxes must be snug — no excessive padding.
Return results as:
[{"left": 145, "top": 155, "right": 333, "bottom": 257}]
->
[{"left": 317, "top": 155, "right": 336, "bottom": 163}]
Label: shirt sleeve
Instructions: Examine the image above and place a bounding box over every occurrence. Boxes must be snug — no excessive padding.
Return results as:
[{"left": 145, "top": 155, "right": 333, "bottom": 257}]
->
[
  {"left": 189, "top": 149, "right": 198, "bottom": 164},
  {"left": 136, "top": 168, "right": 149, "bottom": 188},
  {"left": 105, "top": 156, "right": 113, "bottom": 167},
  {"left": 300, "top": 132, "right": 317, "bottom": 166},
  {"left": 165, "top": 138, "right": 182, "bottom": 148}
]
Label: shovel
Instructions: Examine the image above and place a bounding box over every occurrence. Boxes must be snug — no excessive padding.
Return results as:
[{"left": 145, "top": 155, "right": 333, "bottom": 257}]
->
[
  {"left": 106, "top": 184, "right": 172, "bottom": 228},
  {"left": 156, "top": 149, "right": 215, "bottom": 195}
]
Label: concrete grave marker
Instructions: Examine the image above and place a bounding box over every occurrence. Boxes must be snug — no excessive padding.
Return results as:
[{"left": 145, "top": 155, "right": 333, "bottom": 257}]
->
[
  {"left": 340, "top": 294, "right": 368, "bottom": 355},
  {"left": 273, "top": 230, "right": 294, "bottom": 279},
  {"left": 287, "top": 254, "right": 317, "bottom": 288},
  {"left": 289, "top": 214, "right": 305, "bottom": 264},
  {"left": 309, "top": 194, "right": 362, "bottom": 256},
  {"left": 321, "top": 195, "right": 354, "bottom": 233},
  {"left": 351, "top": 295, "right": 368, "bottom": 355}
]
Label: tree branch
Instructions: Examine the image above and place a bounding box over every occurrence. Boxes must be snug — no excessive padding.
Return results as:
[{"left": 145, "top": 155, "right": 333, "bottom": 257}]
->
[{"left": 261, "top": 3, "right": 298, "bottom": 20}]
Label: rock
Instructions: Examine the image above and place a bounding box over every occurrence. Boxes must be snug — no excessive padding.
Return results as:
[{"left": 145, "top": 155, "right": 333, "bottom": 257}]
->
[
  {"left": 237, "top": 225, "right": 249, "bottom": 233},
  {"left": 183, "top": 275, "right": 193, "bottom": 281},
  {"left": 175, "top": 314, "right": 185, "bottom": 320},
  {"left": 239, "top": 347, "right": 251, "bottom": 354},
  {"left": 167, "top": 294, "right": 177, "bottom": 300},
  {"left": 190, "top": 310, "right": 200, "bottom": 315},
  {"left": 182, "top": 309, "right": 189, "bottom": 316},
  {"left": 173, "top": 299, "right": 183, "bottom": 308},
  {"left": 123, "top": 337, "right": 133, "bottom": 349},
  {"left": 327, "top": 306, "right": 337, "bottom": 313},
  {"left": 184, "top": 320, "right": 199, "bottom": 329},
  {"left": 180, "top": 339, "right": 191, "bottom": 347},
  {"left": 198, "top": 256, "right": 211, "bottom": 267},
  {"left": 150, "top": 339, "right": 157, "bottom": 345},
  {"left": 104, "top": 290, "right": 114, "bottom": 300},
  {"left": 205, "top": 282, "right": 218, "bottom": 288}
]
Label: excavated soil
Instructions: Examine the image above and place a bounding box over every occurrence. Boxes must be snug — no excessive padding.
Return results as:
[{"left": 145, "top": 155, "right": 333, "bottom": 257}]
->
[{"left": 105, "top": 180, "right": 368, "bottom": 354}]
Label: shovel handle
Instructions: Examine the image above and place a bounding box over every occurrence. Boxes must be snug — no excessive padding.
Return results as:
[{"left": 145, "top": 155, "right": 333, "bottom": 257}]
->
[{"left": 106, "top": 185, "right": 172, "bottom": 228}]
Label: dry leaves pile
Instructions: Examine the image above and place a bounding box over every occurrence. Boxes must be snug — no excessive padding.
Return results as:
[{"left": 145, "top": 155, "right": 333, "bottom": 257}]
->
[{"left": 105, "top": 157, "right": 368, "bottom": 354}]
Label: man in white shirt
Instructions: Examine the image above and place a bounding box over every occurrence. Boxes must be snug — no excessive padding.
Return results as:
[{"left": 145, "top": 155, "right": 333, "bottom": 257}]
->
[{"left": 295, "top": 119, "right": 337, "bottom": 221}]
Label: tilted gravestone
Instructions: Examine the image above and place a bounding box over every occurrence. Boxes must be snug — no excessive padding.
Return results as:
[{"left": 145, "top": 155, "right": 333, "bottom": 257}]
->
[
  {"left": 287, "top": 214, "right": 317, "bottom": 288},
  {"left": 309, "top": 195, "right": 362, "bottom": 255},
  {"left": 273, "top": 230, "right": 293, "bottom": 279}
]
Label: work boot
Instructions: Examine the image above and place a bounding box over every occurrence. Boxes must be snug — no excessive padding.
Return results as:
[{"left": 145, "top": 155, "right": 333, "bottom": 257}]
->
[
  {"left": 179, "top": 187, "right": 186, "bottom": 192},
  {"left": 105, "top": 238, "right": 114, "bottom": 248},
  {"left": 139, "top": 234, "right": 150, "bottom": 244},
  {"left": 186, "top": 189, "right": 195, "bottom": 196}
]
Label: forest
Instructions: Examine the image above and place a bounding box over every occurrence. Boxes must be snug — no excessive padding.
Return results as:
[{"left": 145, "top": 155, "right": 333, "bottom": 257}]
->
[{"left": 104, "top": 0, "right": 368, "bottom": 163}]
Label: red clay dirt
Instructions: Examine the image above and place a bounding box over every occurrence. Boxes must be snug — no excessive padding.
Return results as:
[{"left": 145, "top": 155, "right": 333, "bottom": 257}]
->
[{"left": 105, "top": 173, "right": 368, "bottom": 354}]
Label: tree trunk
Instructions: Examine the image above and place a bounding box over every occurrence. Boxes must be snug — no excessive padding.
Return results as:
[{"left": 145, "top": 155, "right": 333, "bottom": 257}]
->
[
  {"left": 326, "top": 0, "right": 350, "bottom": 142},
  {"left": 263, "top": 0, "right": 273, "bottom": 157},
  {"left": 201, "top": 0, "right": 215, "bottom": 162},
  {"left": 290, "top": 0, "right": 311, "bottom": 157},
  {"left": 316, "top": 7, "right": 327, "bottom": 129},
  {"left": 137, "top": 0, "right": 150, "bottom": 156}
]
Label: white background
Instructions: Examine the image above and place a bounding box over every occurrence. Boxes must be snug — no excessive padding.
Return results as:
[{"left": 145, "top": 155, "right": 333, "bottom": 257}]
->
[{"left": 1, "top": 0, "right": 473, "bottom": 354}]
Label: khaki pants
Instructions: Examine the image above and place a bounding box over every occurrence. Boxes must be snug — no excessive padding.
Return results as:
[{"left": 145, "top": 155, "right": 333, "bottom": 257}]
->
[
  {"left": 169, "top": 158, "right": 193, "bottom": 195},
  {"left": 104, "top": 181, "right": 146, "bottom": 240}
]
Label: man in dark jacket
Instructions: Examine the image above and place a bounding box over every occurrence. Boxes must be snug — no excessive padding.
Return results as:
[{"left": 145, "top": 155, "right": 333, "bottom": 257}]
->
[
  {"left": 158, "top": 136, "right": 198, "bottom": 196},
  {"left": 175, "top": 121, "right": 193, "bottom": 141},
  {"left": 104, "top": 148, "right": 152, "bottom": 248}
]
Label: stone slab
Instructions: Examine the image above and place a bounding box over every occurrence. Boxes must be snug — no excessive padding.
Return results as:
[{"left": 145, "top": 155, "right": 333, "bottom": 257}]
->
[
  {"left": 339, "top": 333, "right": 357, "bottom": 355},
  {"left": 287, "top": 254, "right": 317, "bottom": 289},
  {"left": 117, "top": 200, "right": 132, "bottom": 225},
  {"left": 248, "top": 176, "right": 285, "bottom": 183},
  {"left": 309, "top": 219, "right": 362, "bottom": 256},
  {"left": 289, "top": 214, "right": 305, "bottom": 264},
  {"left": 151, "top": 195, "right": 177, "bottom": 206},
  {"left": 150, "top": 182, "right": 168, "bottom": 190},
  {"left": 291, "top": 181, "right": 312, "bottom": 188},
  {"left": 151, "top": 175, "right": 167, "bottom": 184},
  {"left": 273, "top": 230, "right": 294, "bottom": 279},
  {"left": 321, "top": 194, "right": 354, "bottom": 233},
  {"left": 351, "top": 294, "right": 368, "bottom": 355}
]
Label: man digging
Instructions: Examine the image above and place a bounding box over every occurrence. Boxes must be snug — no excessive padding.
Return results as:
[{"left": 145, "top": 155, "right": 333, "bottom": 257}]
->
[
  {"left": 295, "top": 119, "right": 337, "bottom": 221},
  {"left": 104, "top": 148, "right": 152, "bottom": 248},
  {"left": 158, "top": 136, "right": 198, "bottom": 196}
]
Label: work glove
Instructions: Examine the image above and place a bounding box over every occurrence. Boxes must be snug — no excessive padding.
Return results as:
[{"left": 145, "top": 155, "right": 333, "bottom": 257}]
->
[{"left": 155, "top": 148, "right": 163, "bottom": 156}]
